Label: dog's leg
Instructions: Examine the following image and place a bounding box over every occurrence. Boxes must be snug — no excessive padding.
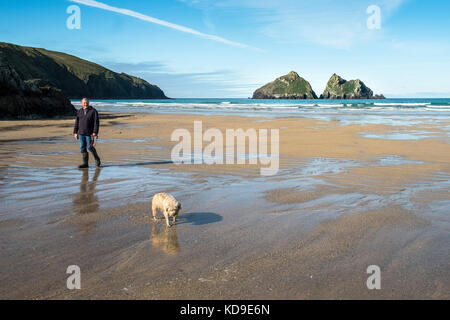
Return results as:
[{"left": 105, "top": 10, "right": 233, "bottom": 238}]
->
[
  {"left": 164, "top": 210, "right": 171, "bottom": 227},
  {"left": 152, "top": 203, "right": 158, "bottom": 221},
  {"left": 172, "top": 216, "right": 176, "bottom": 225}
]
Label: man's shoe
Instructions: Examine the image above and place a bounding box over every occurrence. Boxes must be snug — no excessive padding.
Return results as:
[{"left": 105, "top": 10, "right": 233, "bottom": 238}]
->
[{"left": 78, "top": 152, "right": 89, "bottom": 169}]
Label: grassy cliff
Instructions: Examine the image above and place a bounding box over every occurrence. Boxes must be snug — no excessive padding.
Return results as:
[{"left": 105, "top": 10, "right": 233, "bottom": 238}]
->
[{"left": 0, "top": 42, "right": 168, "bottom": 99}]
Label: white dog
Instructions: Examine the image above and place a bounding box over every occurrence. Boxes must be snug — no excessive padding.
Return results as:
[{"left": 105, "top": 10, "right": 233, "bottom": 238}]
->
[{"left": 152, "top": 193, "right": 181, "bottom": 227}]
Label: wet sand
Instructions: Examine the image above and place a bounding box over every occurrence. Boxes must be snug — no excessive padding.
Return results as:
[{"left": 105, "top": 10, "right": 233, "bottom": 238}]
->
[{"left": 0, "top": 113, "right": 449, "bottom": 299}]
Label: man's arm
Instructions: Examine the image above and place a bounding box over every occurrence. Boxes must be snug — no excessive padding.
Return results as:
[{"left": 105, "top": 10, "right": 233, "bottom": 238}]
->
[
  {"left": 73, "top": 113, "right": 79, "bottom": 138},
  {"left": 93, "top": 109, "right": 99, "bottom": 136}
]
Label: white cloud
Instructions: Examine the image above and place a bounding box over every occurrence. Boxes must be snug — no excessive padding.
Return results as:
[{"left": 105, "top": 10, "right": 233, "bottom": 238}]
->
[
  {"left": 260, "top": 0, "right": 407, "bottom": 48},
  {"left": 101, "top": 60, "right": 260, "bottom": 97},
  {"left": 69, "top": 0, "right": 261, "bottom": 50},
  {"left": 185, "top": 0, "right": 408, "bottom": 49}
]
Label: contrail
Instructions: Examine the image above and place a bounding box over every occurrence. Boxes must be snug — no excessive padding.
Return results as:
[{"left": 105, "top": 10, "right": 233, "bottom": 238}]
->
[{"left": 69, "top": 0, "right": 261, "bottom": 51}]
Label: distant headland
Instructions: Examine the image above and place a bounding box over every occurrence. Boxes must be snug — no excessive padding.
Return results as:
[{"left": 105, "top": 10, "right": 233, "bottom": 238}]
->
[
  {"left": 0, "top": 42, "right": 168, "bottom": 119},
  {"left": 0, "top": 42, "right": 168, "bottom": 100}
]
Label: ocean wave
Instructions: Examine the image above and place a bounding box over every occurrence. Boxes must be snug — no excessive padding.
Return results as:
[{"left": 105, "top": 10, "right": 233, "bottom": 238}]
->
[
  {"left": 252, "top": 103, "right": 303, "bottom": 107},
  {"left": 374, "top": 102, "right": 431, "bottom": 106},
  {"left": 424, "top": 108, "right": 450, "bottom": 111},
  {"left": 77, "top": 100, "right": 450, "bottom": 117},
  {"left": 316, "top": 104, "right": 345, "bottom": 107},
  {"left": 425, "top": 105, "right": 450, "bottom": 108}
]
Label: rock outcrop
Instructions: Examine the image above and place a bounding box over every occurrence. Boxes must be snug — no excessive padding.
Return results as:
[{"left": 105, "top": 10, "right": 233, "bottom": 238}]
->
[
  {"left": 321, "top": 73, "right": 384, "bottom": 99},
  {"left": 0, "top": 58, "right": 76, "bottom": 119},
  {"left": 0, "top": 42, "right": 168, "bottom": 99},
  {"left": 253, "top": 71, "right": 318, "bottom": 99}
]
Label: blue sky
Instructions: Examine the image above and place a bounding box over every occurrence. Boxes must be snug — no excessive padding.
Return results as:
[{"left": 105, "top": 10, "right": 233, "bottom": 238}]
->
[{"left": 1, "top": 0, "right": 449, "bottom": 98}]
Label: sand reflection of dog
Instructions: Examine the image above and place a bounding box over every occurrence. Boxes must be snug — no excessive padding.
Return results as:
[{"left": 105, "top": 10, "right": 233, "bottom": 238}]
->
[
  {"left": 152, "top": 193, "right": 181, "bottom": 227},
  {"left": 151, "top": 223, "right": 180, "bottom": 255}
]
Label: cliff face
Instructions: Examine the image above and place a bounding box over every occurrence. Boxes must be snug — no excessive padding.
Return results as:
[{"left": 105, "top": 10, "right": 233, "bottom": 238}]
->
[
  {"left": 0, "top": 42, "right": 168, "bottom": 99},
  {"left": 321, "top": 73, "right": 384, "bottom": 99},
  {"left": 0, "top": 58, "right": 76, "bottom": 119},
  {"left": 253, "top": 71, "right": 318, "bottom": 99}
]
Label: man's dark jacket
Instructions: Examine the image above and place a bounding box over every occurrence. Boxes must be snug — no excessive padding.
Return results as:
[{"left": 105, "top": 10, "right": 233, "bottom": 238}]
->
[{"left": 73, "top": 107, "right": 99, "bottom": 136}]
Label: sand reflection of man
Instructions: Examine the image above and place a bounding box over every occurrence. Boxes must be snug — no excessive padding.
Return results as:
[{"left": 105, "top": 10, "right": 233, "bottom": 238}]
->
[{"left": 72, "top": 168, "right": 101, "bottom": 234}]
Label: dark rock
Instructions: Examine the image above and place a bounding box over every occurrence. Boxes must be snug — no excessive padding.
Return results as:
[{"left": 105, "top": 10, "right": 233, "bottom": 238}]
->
[
  {"left": 321, "top": 73, "right": 384, "bottom": 99},
  {"left": 253, "top": 71, "right": 318, "bottom": 99},
  {"left": 0, "top": 58, "right": 76, "bottom": 119}
]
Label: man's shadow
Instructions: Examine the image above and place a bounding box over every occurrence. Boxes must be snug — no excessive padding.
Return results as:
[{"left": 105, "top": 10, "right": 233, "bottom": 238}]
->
[
  {"left": 101, "top": 160, "right": 173, "bottom": 168},
  {"left": 72, "top": 168, "right": 101, "bottom": 234}
]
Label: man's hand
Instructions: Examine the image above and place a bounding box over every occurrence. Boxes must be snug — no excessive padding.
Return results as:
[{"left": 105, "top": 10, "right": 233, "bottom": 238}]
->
[
  {"left": 74, "top": 133, "right": 78, "bottom": 140},
  {"left": 92, "top": 133, "right": 98, "bottom": 138}
]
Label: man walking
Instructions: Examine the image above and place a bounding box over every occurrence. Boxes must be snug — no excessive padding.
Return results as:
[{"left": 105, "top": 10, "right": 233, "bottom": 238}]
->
[{"left": 73, "top": 98, "right": 101, "bottom": 168}]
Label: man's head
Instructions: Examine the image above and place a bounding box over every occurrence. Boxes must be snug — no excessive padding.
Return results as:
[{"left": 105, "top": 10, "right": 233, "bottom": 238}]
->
[{"left": 81, "top": 98, "right": 90, "bottom": 109}]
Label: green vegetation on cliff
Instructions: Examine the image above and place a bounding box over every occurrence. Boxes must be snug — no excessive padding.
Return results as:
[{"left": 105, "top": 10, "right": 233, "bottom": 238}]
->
[
  {"left": 0, "top": 42, "right": 168, "bottom": 99},
  {"left": 321, "top": 73, "right": 384, "bottom": 99}
]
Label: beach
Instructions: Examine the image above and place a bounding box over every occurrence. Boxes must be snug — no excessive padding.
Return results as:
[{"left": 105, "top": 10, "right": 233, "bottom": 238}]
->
[{"left": 0, "top": 111, "right": 449, "bottom": 299}]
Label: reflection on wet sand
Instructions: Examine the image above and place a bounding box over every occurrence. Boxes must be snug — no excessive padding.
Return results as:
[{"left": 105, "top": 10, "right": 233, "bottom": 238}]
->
[
  {"left": 151, "top": 223, "right": 180, "bottom": 255},
  {"left": 72, "top": 168, "right": 101, "bottom": 234}
]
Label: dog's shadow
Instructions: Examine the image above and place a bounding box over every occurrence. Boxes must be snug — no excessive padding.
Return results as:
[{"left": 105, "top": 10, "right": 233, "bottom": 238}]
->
[{"left": 177, "top": 212, "right": 222, "bottom": 226}]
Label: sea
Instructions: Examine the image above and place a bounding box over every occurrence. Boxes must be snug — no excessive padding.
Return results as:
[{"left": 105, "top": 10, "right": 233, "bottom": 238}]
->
[{"left": 72, "top": 98, "right": 450, "bottom": 128}]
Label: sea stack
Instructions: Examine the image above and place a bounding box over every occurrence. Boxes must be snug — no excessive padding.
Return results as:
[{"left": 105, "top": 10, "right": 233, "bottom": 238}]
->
[
  {"left": 252, "top": 71, "right": 318, "bottom": 99},
  {"left": 321, "top": 73, "right": 385, "bottom": 99}
]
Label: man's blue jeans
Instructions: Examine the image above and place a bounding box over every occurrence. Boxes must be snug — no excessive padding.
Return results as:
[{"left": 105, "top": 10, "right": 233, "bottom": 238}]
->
[{"left": 79, "top": 134, "right": 96, "bottom": 153}]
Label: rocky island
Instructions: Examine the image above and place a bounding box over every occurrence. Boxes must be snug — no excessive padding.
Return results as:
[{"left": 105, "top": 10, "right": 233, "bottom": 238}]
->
[
  {"left": 321, "top": 73, "right": 385, "bottom": 99},
  {"left": 252, "top": 71, "right": 318, "bottom": 99},
  {"left": 252, "top": 71, "right": 385, "bottom": 100}
]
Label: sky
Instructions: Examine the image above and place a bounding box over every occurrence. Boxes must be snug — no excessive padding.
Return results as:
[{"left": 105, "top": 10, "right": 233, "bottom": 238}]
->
[{"left": 0, "top": 0, "right": 449, "bottom": 98}]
